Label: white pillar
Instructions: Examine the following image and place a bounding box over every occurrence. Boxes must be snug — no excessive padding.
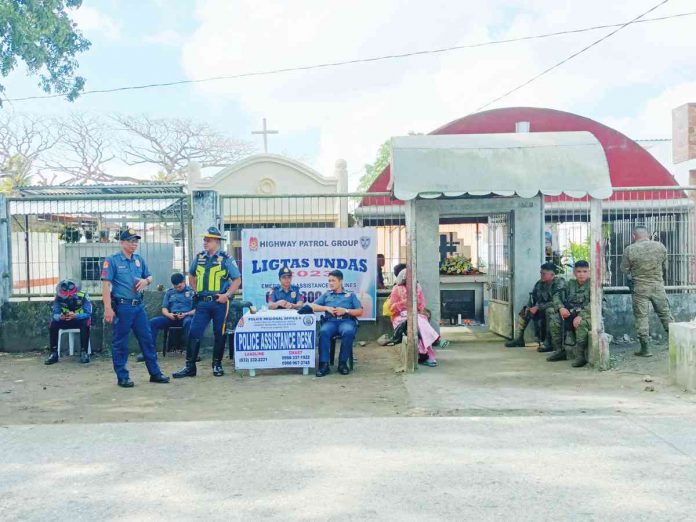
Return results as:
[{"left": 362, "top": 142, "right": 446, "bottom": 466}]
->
[
  {"left": 589, "top": 197, "right": 610, "bottom": 369},
  {"left": 335, "top": 159, "right": 349, "bottom": 228}
]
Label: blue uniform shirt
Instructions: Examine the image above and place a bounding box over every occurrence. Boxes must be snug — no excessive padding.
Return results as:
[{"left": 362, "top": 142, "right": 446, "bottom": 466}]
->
[
  {"left": 189, "top": 250, "right": 241, "bottom": 296},
  {"left": 270, "top": 284, "right": 303, "bottom": 304},
  {"left": 52, "top": 293, "right": 93, "bottom": 322},
  {"left": 162, "top": 285, "right": 194, "bottom": 313},
  {"left": 315, "top": 289, "right": 362, "bottom": 320},
  {"left": 101, "top": 252, "right": 152, "bottom": 300}
]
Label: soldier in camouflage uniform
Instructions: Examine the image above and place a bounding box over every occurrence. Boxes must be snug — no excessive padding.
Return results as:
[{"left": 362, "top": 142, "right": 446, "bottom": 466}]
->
[
  {"left": 621, "top": 226, "right": 672, "bottom": 357},
  {"left": 505, "top": 262, "right": 566, "bottom": 352},
  {"left": 547, "top": 260, "right": 591, "bottom": 367}
]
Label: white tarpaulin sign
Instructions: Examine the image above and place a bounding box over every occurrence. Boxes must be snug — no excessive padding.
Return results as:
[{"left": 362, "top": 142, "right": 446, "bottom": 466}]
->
[
  {"left": 241, "top": 228, "right": 377, "bottom": 320},
  {"left": 234, "top": 310, "right": 316, "bottom": 370}
]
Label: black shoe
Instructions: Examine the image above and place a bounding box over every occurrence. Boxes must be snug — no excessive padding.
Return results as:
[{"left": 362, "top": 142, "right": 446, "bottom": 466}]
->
[
  {"left": 172, "top": 363, "right": 196, "bottom": 378},
  {"left": 546, "top": 350, "right": 567, "bottom": 362},
  {"left": 44, "top": 351, "right": 59, "bottom": 365},
  {"left": 505, "top": 338, "right": 524, "bottom": 348},
  {"left": 571, "top": 357, "right": 587, "bottom": 368},
  {"left": 537, "top": 344, "right": 554, "bottom": 353},
  {"left": 79, "top": 351, "right": 90, "bottom": 364},
  {"left": 117, "top": 378, "right": 134, "bottom": 388},
  {"left": 136, "top": 354, "right": 145, "bottom": 363},
  {"left": 150, "top": 374, "right": 170, "bottom": 383},
  {"left": 315, "top": 362, "right": 331, "bottom": 377},
  {"left": 337, "top": 362, "right": 350, "bottom": 375},
  {"left": 212, "top": 360, "right": 224, "bottom": 377}
]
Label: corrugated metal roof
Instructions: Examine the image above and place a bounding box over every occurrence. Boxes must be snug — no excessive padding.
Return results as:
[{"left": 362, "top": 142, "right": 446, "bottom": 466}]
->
[{"left": 17, "top": 184, "right": 186, "bottom": 197}]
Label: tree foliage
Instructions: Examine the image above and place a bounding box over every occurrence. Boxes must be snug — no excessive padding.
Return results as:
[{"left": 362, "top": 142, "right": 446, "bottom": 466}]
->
[
  {"left": 357, "top": 140, "right": 390, "bottom": 192},
  {"left": 0, "top": 0, "right": 91, "bottom": 101}
]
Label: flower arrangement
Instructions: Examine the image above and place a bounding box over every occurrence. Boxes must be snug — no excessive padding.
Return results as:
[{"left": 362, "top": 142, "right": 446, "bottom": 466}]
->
[{"left": 439, "top": 255, "right": 483, "bottom": 275}]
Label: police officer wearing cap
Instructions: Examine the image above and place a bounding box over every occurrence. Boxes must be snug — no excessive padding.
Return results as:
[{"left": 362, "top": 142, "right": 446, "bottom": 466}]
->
[
  {"left": 173, "top": 226, "right": 241, "bottom": 378},
  {"left": 269, "top": 266, "right": 305, "bottom": 310},
  {"left": 101, "top": 228, "right": 170, "bottom": 388},
  {"left": 309, "top": 269, "right": 363, "bottom": 376},
  {"left": 45, "top": 279, "right": 93, "bottom": 365}
]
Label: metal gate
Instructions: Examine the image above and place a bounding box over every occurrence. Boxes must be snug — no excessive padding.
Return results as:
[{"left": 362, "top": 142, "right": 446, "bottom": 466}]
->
[{"left": 488, "top": 212, "right": 513, "bottom": 338}]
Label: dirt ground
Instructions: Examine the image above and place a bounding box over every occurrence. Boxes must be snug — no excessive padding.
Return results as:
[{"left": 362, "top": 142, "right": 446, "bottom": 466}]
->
[{"left": 1, "top": 339, "right": 693, "bottom": 425}]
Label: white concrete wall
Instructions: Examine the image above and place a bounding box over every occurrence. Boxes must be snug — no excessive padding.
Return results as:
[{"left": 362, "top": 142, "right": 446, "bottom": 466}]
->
[{"left": 669, "top": 321, "right": 696, "bottom": 392}]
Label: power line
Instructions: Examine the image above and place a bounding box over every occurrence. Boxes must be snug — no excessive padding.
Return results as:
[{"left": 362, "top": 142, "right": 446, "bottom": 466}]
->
[
  {"left": 4, "top": 9, "right": 694, "bottom": 103},
  {"left": 476, "top": 0, "right": 672, "bottom": 111}
]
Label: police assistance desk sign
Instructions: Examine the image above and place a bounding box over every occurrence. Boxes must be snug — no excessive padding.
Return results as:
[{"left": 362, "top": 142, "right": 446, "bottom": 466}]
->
[
  {"left": 241, "top": 228, "right": 377, "bottom": 320},
  {"left": 234, "top": 310, "right": 316, "bottom": 370}
]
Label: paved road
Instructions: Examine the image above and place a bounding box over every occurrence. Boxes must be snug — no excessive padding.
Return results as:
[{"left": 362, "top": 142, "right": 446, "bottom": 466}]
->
[{"left": 1, "top": 415, "right": 695, "bottom": 521}]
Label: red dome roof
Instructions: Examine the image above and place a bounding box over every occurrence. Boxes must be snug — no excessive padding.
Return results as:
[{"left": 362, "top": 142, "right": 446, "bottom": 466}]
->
[{"left": 363, "top": 107, "right": 680, "bottom": 205}]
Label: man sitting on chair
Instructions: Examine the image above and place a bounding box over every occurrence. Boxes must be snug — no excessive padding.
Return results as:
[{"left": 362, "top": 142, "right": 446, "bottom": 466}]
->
[
  {"left": 141, "top": 273, "right": 195, "bottom": 360},
  {"left": 45, "top": 280, "right": 93, "bottom": 365},
  {"left": 309, "top": 269, "right": 363, "bottom": 377},
  {"left": 269, "top": 266, "right": 305, "bottom": 310}
]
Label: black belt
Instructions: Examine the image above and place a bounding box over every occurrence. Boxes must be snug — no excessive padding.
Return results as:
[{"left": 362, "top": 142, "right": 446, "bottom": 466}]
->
[
  {"left": 198, "top": 295, "right": 219, "bottom": 302},
  {"left": 114, "top": 298, "right": 142, "bottom": 305}
]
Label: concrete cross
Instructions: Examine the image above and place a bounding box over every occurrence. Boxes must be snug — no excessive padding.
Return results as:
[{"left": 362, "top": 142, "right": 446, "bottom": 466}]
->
[
  {"left": 439, "top": 233, "right": 460, "bottom": 265},
  {"left": 251, "top": 118, "right": 279, "bottom": 153}
]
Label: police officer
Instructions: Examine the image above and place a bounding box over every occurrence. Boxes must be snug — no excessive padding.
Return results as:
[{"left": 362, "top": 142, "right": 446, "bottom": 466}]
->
[
  {"left": 146, "top": 272, "right": 195, "bottom": 357},
  {"left": 309, "top": 269, "right": 363, "bottom": 377},
  {"left": 505, "top": 262, "right": 566, "bottom": 352},
  {"left": 621, "top": 226, "right": 673, "bottom": 357},
  {"left": 173, "top": 226, "right": 241, "bottom": 378},
  {"left": 45, "top": 279, "right": 93, "bottom": 365},
  {"left": 269, "top": 266, "right": 305, "bottom": 310},
  {"left": 548, "top": 260, "right": 591, "bottom": 367},
  {"left": 101, "top": 228, "right": 170, "bottom": 388}
]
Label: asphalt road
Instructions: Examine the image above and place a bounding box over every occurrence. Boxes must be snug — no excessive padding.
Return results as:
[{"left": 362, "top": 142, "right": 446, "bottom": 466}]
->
[{"left": 1, "top": 415, "right": 695, "bottom": 521}]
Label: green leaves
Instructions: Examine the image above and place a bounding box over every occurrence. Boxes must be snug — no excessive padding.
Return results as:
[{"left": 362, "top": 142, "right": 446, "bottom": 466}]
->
[{"left": 0, "top": 0, "right": 91, "bottom": 101}]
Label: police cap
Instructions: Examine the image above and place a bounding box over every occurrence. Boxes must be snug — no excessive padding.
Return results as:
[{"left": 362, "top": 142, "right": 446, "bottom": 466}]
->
[
  {"left": 119, "top": 228, "right": 141, "bottom": 241},
  {"left": 278, "top": 266, "right": 292, "bottom": 278},
  {"left": 203, "top": 226, "right": 225, "bottom": 240}
]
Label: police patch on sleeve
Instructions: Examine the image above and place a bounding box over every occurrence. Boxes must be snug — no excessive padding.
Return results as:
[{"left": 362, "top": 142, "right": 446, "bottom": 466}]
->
[
  {"left": 135, "top": 259, "right": 141, "bottom": 267},
  {"left": 103, "top": 260, "right": 110, "bottom": 268}
]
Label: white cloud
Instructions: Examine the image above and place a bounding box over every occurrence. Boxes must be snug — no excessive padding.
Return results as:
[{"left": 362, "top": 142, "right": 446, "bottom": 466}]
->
[
  {"left": 72, "top": 5, "right": 122, "bottom": 41},
  {"left": 180, "top": 0, "right": 696, "bottom": 185},
  {"left": 145, "top": 30, "right": 185, "bottom": 47}
]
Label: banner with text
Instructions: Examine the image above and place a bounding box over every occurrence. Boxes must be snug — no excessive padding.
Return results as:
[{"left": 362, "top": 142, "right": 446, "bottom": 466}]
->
[
  {"left": 241, "top": 228, "right": 377, "bottom": 320},
  {"left": 234, "top": 310, "right": 316, "bottom": 370}
]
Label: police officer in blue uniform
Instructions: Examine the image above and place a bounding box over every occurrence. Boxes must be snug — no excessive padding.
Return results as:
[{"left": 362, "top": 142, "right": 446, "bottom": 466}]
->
[
  {"left": 173, "top": 226, "right": 241, "bottom": 378},
  {"left": 101, "top": 229, "right": 170, "bottom": 388},
  {"left": 45, "top": 279, "right": 93, "bottom": 365},
  {"left": 146, "top": 272, "right": 195, "bottom": 356},
  {"left": 309, "top": 269, "right": 363, "bottom": 377},
  {"left": 269, "top": 266, "right": 305, "bottom": 310}
]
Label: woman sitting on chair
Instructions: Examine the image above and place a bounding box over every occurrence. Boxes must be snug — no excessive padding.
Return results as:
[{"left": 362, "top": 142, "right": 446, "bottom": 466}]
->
[{"left": 389, "top": 268, "right": 443, "bottom": 367}]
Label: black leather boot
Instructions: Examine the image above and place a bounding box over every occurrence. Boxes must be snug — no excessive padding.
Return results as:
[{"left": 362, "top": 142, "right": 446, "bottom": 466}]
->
[
  {"left": 173, "top": 339, "right": 199, "bottom": 378},
  {"left": 505, "top": 336, "right": 525, "bottom": 348},
  {"left": 546, "top": 349, "right": 567, "bottom": 362},
  {"left": 315, "top": 362, "right": 330, "bottom": 377},
  {"left": 212, "top": 337, "right": 225, "bottom": 377},
  {"left": 45, "top": 350, "right": 59, "bottom": 365},
  {"left": 572, "top": 347, "right": 587, "bottom": 367},
  {"left": 79, "top": 350, "right": 90, "bottom": 364}
]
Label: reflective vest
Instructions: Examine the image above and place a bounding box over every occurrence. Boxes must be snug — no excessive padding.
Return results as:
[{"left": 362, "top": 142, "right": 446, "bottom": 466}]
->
[
  {"left": 195, "top": 251, "right": 230, "bottom": 293},
  {"left": 57, "top": 291, "right": 87, "bottom": 315}
]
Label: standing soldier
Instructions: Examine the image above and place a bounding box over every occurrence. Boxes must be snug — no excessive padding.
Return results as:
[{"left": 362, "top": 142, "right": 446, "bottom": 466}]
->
[
  {"left": 547, "top": 260, "right": 591, "bottom": 367},
  {"left": 505, "top": 262, "right": 566, "bottom": 352},
  {"left": 173, "top": 226, "right": 241, "bottom": 378},
  {"left": 621, "top": 226, "right": 673, "bottom": 357},
  {"left": 101, "top": 229, "right": 170, "bottom": 388}
]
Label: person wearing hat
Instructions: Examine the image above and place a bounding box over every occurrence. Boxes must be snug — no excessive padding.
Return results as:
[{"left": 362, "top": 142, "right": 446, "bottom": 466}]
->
[
  {"left": 173, "top": 226, "right": 241, "bottom": 378},
  {"left": 45, "top": 279, "right": 93, "bottom": 365},
  {"left": 308, "top": 269, "right": 363, "bottom": 377},
  {"left": 141, "top": 273, "right": 195, "bottom": 360},
  {"left": 101, "top": 228, "right": 170, "bottom": 388},
  {"left": 269, "top": 266, "right": 305, "bottom": 310}
]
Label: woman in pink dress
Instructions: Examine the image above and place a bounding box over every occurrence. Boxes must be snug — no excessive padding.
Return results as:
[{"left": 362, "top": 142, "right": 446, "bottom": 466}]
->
[{"left": 389, "top": 268, "right": 443, "bottom": 366}]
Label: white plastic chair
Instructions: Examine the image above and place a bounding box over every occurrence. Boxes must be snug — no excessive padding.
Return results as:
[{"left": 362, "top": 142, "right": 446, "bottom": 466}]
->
[{"left": 57, "top": 329, "right": 92, "bottom": 357}]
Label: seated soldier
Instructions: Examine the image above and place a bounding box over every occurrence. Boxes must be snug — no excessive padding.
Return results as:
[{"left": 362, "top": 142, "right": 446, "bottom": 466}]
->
[
  {"left": 45, "top": 280, "right": 92, "bottom": 365},
  {"left": 309, "top": 269, "right": 363, "bottom": 377},
  {"left": 505, "top": 262, "right": 566, "bottom": 352},
  {"left": 547, "top": 260, "right": 591, "bottom": 367},
  {"left": 142, "top": 273, "right": 195, "bottom": 361},
  {"left": 269, "top": 266, "right": 305, "bottom": 310}
]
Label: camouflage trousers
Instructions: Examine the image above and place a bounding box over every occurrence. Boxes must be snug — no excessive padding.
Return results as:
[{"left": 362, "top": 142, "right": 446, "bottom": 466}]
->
[
  {"left": 549, "top": 311, "right": 591, "bottom": 356},
  {"left": 518, "top": 307, "right": 560, "bottom": 349},
  {"left": 632, "top": 282, "right": 672, "bottom": 342}
]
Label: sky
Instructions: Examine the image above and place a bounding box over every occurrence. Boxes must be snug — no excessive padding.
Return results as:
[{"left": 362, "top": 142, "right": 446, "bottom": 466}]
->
[{"left": 2, "top": 0, "right": 695, "bottom": 186}]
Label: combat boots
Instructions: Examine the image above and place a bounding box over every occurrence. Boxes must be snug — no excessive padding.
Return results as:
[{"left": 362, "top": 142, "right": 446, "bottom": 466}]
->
[
  {"left": 212, "top": 337, "right": 225, "bottom": 377},
  {"left": 505, "top": 334, "right": 525, "bottom": 348},
  {"left": 546, "top": 349, "right": 567, "bottom": 362},
  {"left": 173, "top": 339, "right": 200, "bottom": 378},
  {"left": 634, "top": 338, "right": 653, "bottom": 357},
  {"left": 537, "top": 339, "right": 553, "bottom": 353},
  {"left": 45, "top": 349, "right": 59, "bottom": 365},
  {"left": 571, "top": 347, "right": 587, "bottom": 368},
  {"left": 79, "top": 350, "right": 90, "bottom": 364}
]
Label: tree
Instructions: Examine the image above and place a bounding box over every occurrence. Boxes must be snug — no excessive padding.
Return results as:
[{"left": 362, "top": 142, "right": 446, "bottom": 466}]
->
[
  {"left": 46, "top": 113, "right": 141, "bottom": 184},
  {"left": 0, "top": 154, "right": 33, "bottom": 194},
  {"left": 114, "top": 115, "right": 255, "bottom": 182},
  {"left": 357, "top": 140, "right": 390, "bottom": 192},
  {"left": 0, "top": 0, "right": 90, "bottom": 101}
]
